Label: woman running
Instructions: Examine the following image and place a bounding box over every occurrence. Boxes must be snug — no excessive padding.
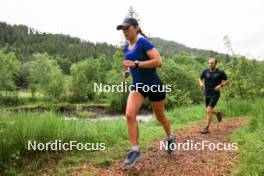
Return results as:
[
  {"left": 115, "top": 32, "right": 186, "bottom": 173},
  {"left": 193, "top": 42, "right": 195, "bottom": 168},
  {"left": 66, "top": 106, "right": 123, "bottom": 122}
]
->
[{"left": 116, "top": 17, "right": 176, "bottom": 168}]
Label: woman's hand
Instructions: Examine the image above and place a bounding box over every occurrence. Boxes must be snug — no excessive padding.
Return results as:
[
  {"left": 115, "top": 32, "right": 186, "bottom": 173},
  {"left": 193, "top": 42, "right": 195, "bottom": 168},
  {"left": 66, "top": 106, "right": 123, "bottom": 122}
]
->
[
  {"left": 122, "top": 60, "right": 135, "bottom": 68},
  {"left": 122, "top": 70, "right": 130, "bottom": 78}
]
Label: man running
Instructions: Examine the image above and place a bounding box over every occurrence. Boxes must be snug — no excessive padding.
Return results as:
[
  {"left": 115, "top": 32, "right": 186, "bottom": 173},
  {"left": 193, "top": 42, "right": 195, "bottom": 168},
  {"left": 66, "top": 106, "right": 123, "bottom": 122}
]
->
[{"left": 199, "top": 58, "right": 229, "bottom": 134}]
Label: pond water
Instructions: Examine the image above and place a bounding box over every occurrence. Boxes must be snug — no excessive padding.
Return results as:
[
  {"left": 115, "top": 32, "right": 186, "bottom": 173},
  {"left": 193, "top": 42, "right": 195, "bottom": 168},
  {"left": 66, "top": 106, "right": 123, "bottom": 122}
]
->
[{"left": 64, "top": 113, "right": 154, "bottom": 123}]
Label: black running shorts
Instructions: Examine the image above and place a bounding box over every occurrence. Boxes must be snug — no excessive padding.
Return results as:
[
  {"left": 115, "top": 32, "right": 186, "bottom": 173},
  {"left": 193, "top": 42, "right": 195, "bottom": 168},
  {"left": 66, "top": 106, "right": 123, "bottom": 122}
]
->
[
  {"left": 205, "top": 95, "right": 220, "bottom": 108},
  {"left": 131, "top": 85, "right": 166, "bottom": 102}
]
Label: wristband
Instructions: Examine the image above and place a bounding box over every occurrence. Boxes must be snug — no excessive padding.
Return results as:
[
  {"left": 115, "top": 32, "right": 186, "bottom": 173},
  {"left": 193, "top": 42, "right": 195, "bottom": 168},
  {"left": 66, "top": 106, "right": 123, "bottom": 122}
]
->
[{"left": 134, "top": 60, "right": 140, "bottom": 68}]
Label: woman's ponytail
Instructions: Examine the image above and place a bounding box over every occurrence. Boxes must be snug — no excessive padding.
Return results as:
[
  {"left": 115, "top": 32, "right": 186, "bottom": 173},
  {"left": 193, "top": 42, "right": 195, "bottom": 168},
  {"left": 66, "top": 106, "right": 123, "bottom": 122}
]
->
[{"left": 138, "top": 28, "right": 149, "bottom": 39}]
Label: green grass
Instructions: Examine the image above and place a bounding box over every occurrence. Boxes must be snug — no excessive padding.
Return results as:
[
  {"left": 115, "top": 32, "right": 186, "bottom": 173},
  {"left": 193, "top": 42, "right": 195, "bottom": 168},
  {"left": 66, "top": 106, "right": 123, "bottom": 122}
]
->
[
  {"left": 0, "top": 98, "right": 263, "bottom": 175},
  {"left": 0, "top": 104, "right": 207, "bottom": 175},
  {"left": 231, "top": 100, "right": 264, "bottom": 176}
]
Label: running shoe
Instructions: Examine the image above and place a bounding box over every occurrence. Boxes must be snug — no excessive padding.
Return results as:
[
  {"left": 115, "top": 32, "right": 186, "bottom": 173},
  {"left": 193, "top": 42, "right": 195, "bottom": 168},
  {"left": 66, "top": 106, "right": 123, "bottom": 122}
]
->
[
  {"left": 166, "top": 135, "right": 176, "bottom": 155},
  {"left": 123, "top": 150, "right": 142, "bottom": 168},
  {"left": 200, "top": 126, "right": 209, "bottom": 134}
]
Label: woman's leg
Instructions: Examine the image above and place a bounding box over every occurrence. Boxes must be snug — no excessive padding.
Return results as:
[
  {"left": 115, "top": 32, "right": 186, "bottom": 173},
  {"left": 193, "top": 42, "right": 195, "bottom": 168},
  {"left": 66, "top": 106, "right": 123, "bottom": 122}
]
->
[
  {"left": 126, "top": 91, "right": 145, "bottom": 146},
  {"left": 151, "top": 100, "right": 171, "bottom": 138}
]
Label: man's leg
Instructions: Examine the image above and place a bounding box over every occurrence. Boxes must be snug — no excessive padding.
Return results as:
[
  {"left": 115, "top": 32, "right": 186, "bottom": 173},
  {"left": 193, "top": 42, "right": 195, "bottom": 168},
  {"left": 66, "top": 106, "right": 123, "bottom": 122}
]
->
[
  {"left": 202, "top": 96, "right": 222, "bottom": 133},
  {"left": 210, "top": 96, "right": 222, "bottom": 122},
  {"left": 206, "top": 106, "right": 214, "bottom": 127},
  {"left": 201, "top": 96, "right": 216, "bottom": 134},
  {"left": 206, "top": 95, "right": 221, "bottom": 125},
  {"left": 212, "top": 109, "right": 219, "bottom": 115}
]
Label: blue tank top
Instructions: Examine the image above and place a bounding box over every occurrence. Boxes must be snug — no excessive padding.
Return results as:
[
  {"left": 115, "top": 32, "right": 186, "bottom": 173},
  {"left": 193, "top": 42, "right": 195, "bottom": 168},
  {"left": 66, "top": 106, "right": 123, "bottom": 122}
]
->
[{"left": 122, "top": 37, "right": 162, "bottom": 86}]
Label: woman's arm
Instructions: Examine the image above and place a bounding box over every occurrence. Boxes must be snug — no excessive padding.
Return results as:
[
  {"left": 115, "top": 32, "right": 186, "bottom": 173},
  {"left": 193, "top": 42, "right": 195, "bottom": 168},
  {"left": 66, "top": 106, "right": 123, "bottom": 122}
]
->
[
  {"left": 122, "top": 48, "right": 162, "bottom": 69},
  {"left": 139, "top": 48, "right": 161, "bottom": 68}
]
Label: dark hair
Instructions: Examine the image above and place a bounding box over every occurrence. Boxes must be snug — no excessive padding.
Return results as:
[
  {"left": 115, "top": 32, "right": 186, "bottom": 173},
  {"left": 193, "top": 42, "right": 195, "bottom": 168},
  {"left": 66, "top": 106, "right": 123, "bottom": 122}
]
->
[
  {"left": 137, "top": 27, "right": 148, "bottom": 39},
  {"left": 128, "top": 20, "right": 149, "bottom": 39}
]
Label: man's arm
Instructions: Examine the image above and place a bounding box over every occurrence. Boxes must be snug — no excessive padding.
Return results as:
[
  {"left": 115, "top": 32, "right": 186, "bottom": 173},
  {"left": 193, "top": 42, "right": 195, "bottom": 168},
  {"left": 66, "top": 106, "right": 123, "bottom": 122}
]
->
[
  {"left": 221, "top": 80, "right": 229, "bottom": 86},
  {"left": 199, "top": 79, "right": 205, "bottom": 90},
  {"left": 199, "top": 70, "right": 205, "bottom": 91},
  {"left": 214, "top": 70, "right": 229, "bottom": 91},
  {"left": 214, "top": 80, "right": 229, "bottom": 91}
]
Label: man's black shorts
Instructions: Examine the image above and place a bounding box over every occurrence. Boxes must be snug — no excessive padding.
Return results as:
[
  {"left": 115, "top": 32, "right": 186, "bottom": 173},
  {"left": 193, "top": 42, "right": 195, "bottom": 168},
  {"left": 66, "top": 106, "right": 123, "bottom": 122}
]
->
[
  {"left": 131, "top": 85, "right": 166, "bottom": 102},
  {"left": 205, "top": 95, "right": 220, "bottom": 108}
]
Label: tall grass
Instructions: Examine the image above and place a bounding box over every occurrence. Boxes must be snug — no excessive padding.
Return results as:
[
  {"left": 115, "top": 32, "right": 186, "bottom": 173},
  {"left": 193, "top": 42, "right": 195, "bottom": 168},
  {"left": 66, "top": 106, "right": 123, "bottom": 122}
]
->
[
  {"left": 0, "top": 112, "right": 128, "bottom": 172},
  {"left": 231, "top": 100, "right": 264, "bottom": 176},
  {"left": 0, "top": 98, "right": 263, "bottom": 175},
  {"left": 0, "top": 104, "right": 209, "bottom": 174}
]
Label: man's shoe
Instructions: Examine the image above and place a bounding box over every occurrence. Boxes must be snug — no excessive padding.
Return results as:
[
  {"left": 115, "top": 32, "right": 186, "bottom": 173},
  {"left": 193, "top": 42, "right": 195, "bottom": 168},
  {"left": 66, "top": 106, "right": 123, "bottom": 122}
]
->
[
  {"left": 200, "top": 126, "right": 209, "bottom": 134},
  {"left": 123, "top": 150, "right": 142, "bottom": 168},
  {"left": 166, "top": 135, "right": 176, "bottom": 155},
  {"left": 216, "top": 112, "right": 223, "bottom": 122}
]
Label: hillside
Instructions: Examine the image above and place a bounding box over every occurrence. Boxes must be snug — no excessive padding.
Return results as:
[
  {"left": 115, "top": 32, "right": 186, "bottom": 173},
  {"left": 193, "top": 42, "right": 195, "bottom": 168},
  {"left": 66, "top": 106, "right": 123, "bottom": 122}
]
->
[
  {"left": 0, "top": 22, "right": 117, "bottom": 73},
  {"left": 0, "top": 22, "right": 227, "bottom": 66},
  {"left": 152, "top": 37, "right": 227, "bottom": 59}
]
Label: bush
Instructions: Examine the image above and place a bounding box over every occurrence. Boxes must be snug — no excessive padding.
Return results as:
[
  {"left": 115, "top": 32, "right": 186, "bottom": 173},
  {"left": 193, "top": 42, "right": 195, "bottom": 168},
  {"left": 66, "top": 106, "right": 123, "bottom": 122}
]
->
[{"left": 0, "top": 92, "right": 21, "bottom": 106}]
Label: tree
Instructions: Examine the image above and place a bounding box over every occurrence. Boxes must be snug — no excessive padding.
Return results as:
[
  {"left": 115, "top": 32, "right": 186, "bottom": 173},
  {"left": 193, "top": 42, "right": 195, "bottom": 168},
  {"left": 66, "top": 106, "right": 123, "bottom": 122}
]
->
[
  {"left": 27, "top": 53, "right": 65, "bottom": 101},
  {"left": 224, "top": 56, "right": 263, "bottom": 100},
  {"left": 69, "top": 58, "right": 104, "bottom": 102},
  {"left": 0, "top": 50, "right": 21, "bottom": 91},
  {"left": 46, "top": 64, "right": 65, "bottom": 101},
  {"left": 223, "top": 35, "right": 235, "bottom": 56},
  {"left": 158, "top": 58, "right": 202, "bottom": 107}
]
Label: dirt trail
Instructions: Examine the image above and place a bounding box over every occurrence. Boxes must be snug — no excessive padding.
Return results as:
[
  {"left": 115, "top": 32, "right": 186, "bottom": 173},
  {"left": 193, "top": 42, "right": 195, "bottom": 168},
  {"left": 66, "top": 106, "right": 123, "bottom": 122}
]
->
[{"left": 56, "top": 117, "right": 248, "bottom": 176}]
